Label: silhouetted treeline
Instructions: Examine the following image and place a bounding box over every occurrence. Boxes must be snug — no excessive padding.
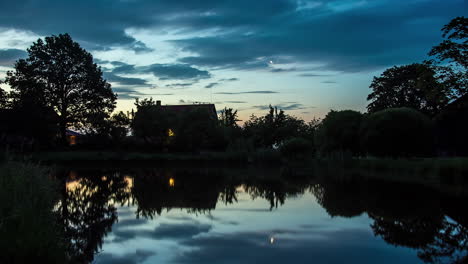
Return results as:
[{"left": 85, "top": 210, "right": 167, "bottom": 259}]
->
[{"left": 0, "top": 17, "right": 466, "bottom": 157}]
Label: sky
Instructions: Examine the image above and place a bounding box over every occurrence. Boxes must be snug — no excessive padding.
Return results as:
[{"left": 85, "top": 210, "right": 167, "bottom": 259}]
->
[{"left": 0, "top": 0, "right": 465, "bottom": 122}]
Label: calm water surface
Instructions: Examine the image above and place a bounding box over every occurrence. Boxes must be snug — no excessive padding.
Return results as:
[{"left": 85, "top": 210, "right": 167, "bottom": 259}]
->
[{"left": 57, "top": 167, "right": 468, "bottom": 264}]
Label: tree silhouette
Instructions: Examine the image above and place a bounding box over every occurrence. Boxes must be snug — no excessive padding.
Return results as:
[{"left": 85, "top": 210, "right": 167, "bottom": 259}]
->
[
  {"left": 429, "top": 16, "right": 467, "bottom": 70},
  {"left": 57, "top": 171, "right": 130, "bottom": 263},
  {"left": 360, "top": 107, "right": 434, "bottom": 157},
  {"left": 5, "top": 33, "right": 116, "bottom": 144},
  {"left": 314, "top": 110, "right": 362, "bottom": 156},
  {"left": 0, "top": 87, "right": 7, "bottom": 108},
  {"left": 366, "top": 63, "right": 449, "bottom": 117}
]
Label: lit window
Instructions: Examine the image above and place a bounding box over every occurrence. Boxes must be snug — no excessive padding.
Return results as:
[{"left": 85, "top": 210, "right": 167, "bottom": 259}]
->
[
  {"left": 168, "top": 129, "right": 175, "bottom": 137},
  {"left": 69, "top": 135, "right": 76, "bottom": 145},
  {"left": 169, "top": 178, "right": 175, "bottom": 187}
]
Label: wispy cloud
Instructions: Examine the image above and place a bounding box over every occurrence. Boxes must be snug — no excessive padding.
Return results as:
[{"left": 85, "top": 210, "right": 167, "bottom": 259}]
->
[
  {"left": 205, "top": 82, "right": 219, "bottom": 88},
  {"left": 215, "top": 91, "right": 279, "bottom": 95}
]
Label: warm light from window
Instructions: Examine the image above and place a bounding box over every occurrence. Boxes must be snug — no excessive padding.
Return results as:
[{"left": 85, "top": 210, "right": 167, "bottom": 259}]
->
[
  {"left": 169, "top": 178, "right": 175, "bottom": 187},
  {"left": 69, "top": 135, "right": 76, "bottom": 145},
  {"left": 168, "top": 129, "right": 175, "bottom": 137}
]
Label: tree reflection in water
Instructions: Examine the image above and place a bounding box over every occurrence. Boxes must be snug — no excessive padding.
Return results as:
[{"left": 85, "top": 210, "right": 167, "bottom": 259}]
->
[
  {"left": 310, "top": 175, "right": 468, "bottom": 264},
  {"left": 55, "top": 166, "right": 467, "bottom": 264},
  {"left": 57, "top": 170, "right": 131, "bottom": 263}
]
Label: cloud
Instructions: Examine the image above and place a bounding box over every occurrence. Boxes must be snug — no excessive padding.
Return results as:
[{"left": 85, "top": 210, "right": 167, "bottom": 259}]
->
[
  {"left": 172, "top": 228, "right": 419, "bottom": 264},
  {"left": 144, "top": 63, "right": 210, "bottom": 80},
  {"left": 224, "top": 101, "right": 247, "bottom": 104},
  {"left": 253, "top": 103, "right": 309, "bottom": 111},
  {"left": 219, "top": 78, "right": 239, "bottom": 82},
  {"left": 0, "top": 0, "right": 464, "bottom": 74},
  {"left": 270, "top": 67, "right": 297, "bottom": 73},
  {"left": 0, "top": 48, "right": 27, "bottom": 66},
  {"left": 112, "top": 87, "right": 146, "bottom": 100},
  {"left": 298, "top": 73, "right": 331, "bottom": 77},
  {"left": 165, "top": 82, "right": 196, "bottom": 88},
  {"left": 153, "top": 222, "right": 212, "bottom": 239},
  {"left": 321, "top": 80, "right": 337, "bottom": 84},
  {"left": 205, "top": 82, "right": 219, "bottom": 88},
  {"left": 214, "top": 91, "right": 279, "bottom": 95},
  {"left": 95, "top": 250, "right": 155, "bottom": 264},
  {"left": 111, "top": 221, "right": 212, "bottom": 243},
  {"left": 103, "top": 72, "right": 148, "bottom": 86}
]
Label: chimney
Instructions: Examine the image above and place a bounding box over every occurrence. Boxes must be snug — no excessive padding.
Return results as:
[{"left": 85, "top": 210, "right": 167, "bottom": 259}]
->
[{"left": 156, "top": 100, "right": 161, "bottom": 106}]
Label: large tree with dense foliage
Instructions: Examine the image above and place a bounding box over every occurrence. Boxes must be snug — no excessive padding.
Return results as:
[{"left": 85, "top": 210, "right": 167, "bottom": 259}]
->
[
  {"left": 315, "top": 110, "right": 362, "bottom": 156},
  {"left": 427, "top": 16, "right": 467, "bottom": 100},
  {"left": 429, "top": 16, "right": 467, "bottom": 70},
  {"left": 131, "top": 98, "right": 174, "bottom": 148},
  {"left": 243, "top": 106, "right": 311, "bottom": 148},
  {"left": 360, "top": 107, "right": 433, "bottom": 157},
  {"left": 5, "top": 34, "right": 116, "bottom": 144},
  {"left": 366, "top": 63, "right": 449, "bottom": 117}
]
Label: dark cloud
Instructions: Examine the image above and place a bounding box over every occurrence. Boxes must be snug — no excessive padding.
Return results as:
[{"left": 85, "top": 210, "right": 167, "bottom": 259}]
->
[
  {"left": 253, "top": 103, "right": 308, "bottom": 111},
  {"left": 224, "top": 101, "right": 247, "bottom": 104},
  {"left": 112, "top": 87, "right": 146, "bottom": 100},
  {"left": 130, "top": 40, "right": 154, "bottom": 54},
  {"left": 151, "top": 93, "right": 175, "bottom": 96},
  {"left": 0, "top": 48, "right": 27, "bottom": 66},
  {"left": 171, "top": 0, "right": 466, "bottom": 72},
  {"left": 215, "top": 91, "right": 278, "bottom": 95},
  {"left": 107, "top": 61, "right": 210, "bottom": 82},
  {"left": 270, "top": 67, "right": 297, "bottom": 73},
  {"left": 0, "top": 0, "right": 464, "bottom": 73},
  {"left": 112, "top": 63, "right": 137, "bottom": 74},
  {"left": 103, "top": 72, "right": 148, "bottom": 86},
  {"left": 205, "top": 82, "right": 219, "bottom": 88},
  {"left": 153, "top": 222, "right": 212, "bottom": 239},
  {"left": 321, "top": 80, "right": 337, "bottom": 84},
  {"left": 219, "top": 78, "right": 239, "bottom": 82},
  {"left": 297, "top": 73, "right": 331, "bottom": 77},
  {"left": 144, "top": 63, "right": 210, "bottom": 80},
  {"left": 165, "top": 82, "right": 196, "bottom": 88},
  {"left": 95, "top": 250, "right": 155, "bottom": 264},
  {"left": 115, "top": 218, "right": 149, "bottom": 228}
]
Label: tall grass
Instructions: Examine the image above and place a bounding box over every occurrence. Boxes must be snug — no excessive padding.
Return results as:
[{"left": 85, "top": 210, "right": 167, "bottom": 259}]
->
[{"left": 0, "top": 161, "right": 68, "bottom": 263}]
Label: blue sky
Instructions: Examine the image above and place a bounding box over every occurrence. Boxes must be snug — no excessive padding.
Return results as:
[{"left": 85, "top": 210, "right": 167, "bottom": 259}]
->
[{"left": 0, "top": 0, "right": 465, "bottom": 121}]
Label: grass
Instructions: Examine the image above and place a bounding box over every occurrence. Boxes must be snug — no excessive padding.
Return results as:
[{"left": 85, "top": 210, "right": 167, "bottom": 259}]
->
[{"left": 0, "top": 161, "right": 69, "bottom": 263}]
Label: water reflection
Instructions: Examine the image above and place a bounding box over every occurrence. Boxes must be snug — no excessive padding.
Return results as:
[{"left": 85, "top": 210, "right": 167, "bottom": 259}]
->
[{"left": 55, "top": 166, "right": 467, "bottom": 264}]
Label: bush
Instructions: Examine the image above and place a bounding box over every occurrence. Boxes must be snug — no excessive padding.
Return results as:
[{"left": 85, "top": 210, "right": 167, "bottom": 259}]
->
[
  {"left": 360, "top": 107, "right": 434, "bottom": 157},
  {"left": 315, "top": 110, "right": 363, "bottom": 156},
  {"left": 279, "top": 137, "right": 313, "bottom": 160},
  {"left": 0, "top": 162, "right": 68, "bottom": 263}
]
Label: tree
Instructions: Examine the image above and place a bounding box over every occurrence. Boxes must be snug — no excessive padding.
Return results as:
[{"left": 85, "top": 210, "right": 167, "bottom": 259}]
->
[
  {"left": 315, "top": 110, "right": 362, "bottom": 156},
  {"left": 429, "top": 16, "right": 467, "bottom": 70},
  {"left": 367, "top": 63, "right": 450, "bottom": 117},
  {"left": 5, "top": 34, "right": 116, "bottom": 144},
  {"left": 428, "top": 16, "right": 467, "bottom": 100},
  {"left": 0, "top": 86, "right": 7, "bottom": 108},
  {"left": 360, "top": 108, "right": 433, "bottom": 157},
  {"left": 219, "top": 107, "right": 240, "bottom": 128},
  {"left": 243, "top": 106, "right": 310, "bottom": 148},
  {"left": 131, "top": 98, "right": 174, "bottom": 149}
]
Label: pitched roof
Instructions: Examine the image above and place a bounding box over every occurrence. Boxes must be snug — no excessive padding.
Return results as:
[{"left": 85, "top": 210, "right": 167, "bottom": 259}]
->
[{"left": 160, "top": 104, "right": 217, "bottom": 119}]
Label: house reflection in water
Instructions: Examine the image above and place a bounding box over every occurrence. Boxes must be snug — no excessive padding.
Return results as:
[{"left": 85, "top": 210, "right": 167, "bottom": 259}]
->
[{"left": 132, "top": 170, "right": 223, "bottom": 218}]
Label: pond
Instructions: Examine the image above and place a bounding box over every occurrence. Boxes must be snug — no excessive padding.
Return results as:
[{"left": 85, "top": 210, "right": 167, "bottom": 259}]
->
[{"left": 56, "top": 166, "right": 468, "bottom": 264}]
